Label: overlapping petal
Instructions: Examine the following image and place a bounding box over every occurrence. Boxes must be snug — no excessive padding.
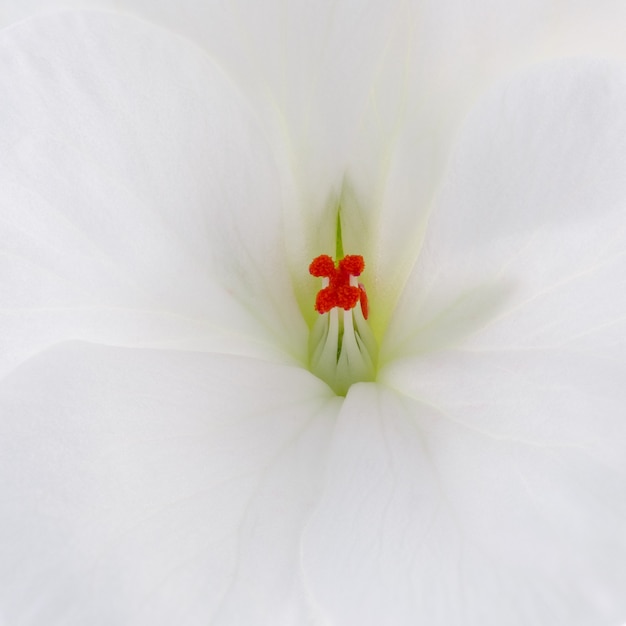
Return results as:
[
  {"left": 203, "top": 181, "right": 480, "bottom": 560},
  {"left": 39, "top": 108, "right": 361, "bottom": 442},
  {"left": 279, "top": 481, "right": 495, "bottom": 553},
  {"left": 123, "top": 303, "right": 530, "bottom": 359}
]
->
[
  {"left": 385, "top": 59, "right": 626, "bottom": 362},
  {"left": 0, "top": 343, "right": 338, "bottom": 625},
  {"left": 0, "top": 12, "right": 305, "bottom": 378},
  {"left": 303, "top": 383, "right": 626, "bottom": 626}
]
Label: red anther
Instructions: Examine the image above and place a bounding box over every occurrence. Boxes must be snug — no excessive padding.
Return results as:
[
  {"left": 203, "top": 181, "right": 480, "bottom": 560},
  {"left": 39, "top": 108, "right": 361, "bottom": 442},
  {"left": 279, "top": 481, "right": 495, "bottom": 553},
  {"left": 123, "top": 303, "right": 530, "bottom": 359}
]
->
[
  {"left": 309, "top": 254, "right": 368, "bottom": 318},
  {"left": 358, "top": 283, "right": 369, "bottom": 320},
  {"left": 314, "top": 286, "right": 339, "bottom": 315},
  {"left": 309, "top": 254, "right": 335, "bottom": 277},
  {"left": 339, "top": 255, "right": 364, "bottom": 276}
]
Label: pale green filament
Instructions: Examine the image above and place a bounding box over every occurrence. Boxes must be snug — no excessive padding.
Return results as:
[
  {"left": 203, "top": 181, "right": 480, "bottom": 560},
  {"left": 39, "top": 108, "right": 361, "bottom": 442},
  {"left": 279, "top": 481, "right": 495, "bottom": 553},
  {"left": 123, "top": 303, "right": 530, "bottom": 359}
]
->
[{"left": 309, "top": 276, "right": 378, "bottom": 396}]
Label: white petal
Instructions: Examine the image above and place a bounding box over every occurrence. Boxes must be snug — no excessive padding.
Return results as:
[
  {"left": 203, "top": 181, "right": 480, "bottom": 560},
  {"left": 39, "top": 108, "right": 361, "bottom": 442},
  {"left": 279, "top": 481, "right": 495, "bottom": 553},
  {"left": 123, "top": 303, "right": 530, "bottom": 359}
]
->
[
  {"left": 0, "top": 343, "right": 339, "bottom": 625},
  {"left": 303, "top": 383, "right": 626, "bottom": 626},
  {"left": 385, "top": 59, "right": 626, "bottom": 360},
  {"left": 342, "top": 0, "right": 626, "bottom": 333},
  {"left": 0, "top": 12, "right": 306, "bottom": 378}
]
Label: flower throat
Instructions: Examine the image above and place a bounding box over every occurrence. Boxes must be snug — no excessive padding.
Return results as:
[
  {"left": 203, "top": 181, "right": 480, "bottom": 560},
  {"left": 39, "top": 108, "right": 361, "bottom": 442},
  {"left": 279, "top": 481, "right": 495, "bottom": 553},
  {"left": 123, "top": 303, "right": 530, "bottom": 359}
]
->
[{"left": 308, "top": 213, "right": 378, "bottom": 395}]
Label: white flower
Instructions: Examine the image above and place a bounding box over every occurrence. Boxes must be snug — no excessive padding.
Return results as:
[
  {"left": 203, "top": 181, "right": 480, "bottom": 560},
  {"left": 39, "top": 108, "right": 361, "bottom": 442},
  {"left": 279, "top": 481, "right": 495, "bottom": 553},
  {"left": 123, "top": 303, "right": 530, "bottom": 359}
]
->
[{"left": 1, "top": 3, "right": 626, "bottom": 626}]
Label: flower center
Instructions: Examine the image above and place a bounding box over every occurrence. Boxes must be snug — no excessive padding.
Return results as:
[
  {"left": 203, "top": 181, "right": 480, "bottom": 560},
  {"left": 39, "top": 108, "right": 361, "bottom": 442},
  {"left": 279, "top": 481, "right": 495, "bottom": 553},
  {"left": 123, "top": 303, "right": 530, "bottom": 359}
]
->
[{"left": 308, "top": 253, "right": 377, "bottom": 395}]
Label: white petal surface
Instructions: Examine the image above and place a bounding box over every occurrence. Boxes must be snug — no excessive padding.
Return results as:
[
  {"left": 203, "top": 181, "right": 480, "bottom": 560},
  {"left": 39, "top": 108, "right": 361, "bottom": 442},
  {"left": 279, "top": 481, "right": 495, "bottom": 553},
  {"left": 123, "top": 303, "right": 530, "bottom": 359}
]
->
[
  {"left": 303, "top": 383, "right": 626, "bottom": 626},
  {"left": 385, "top": 59, "right": 626, "bottom": 361},
  {"left": 301, "top": 60, "right": 626, "bottom": 625},
  {"left": 0, "top": 12, "right": 305, "bottom": 378},
  {"left": 0, "top": 343, "right": 339, "bottom": 626}
]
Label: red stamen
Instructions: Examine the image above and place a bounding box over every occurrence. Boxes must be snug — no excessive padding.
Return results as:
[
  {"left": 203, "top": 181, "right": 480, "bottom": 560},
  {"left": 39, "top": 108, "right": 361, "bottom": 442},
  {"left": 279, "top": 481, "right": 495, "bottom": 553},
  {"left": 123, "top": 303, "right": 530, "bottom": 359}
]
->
[
  {"left": 309, "top": 254, "right": 369, "bottom": 319},
  {"left": 309, "top": 254, "right": 336, "bottom": 277},
  {"left": 358, "top": 283, "right": 369, "bottom": 320},
  {"left": 339, "top": 255, "right": 364, "bottom": 276}
]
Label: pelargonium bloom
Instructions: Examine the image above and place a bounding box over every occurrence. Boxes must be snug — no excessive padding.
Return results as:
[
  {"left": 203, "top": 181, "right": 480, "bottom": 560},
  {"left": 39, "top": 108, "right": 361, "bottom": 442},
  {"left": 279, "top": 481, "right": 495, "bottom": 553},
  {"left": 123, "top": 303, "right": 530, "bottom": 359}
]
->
[{"left": 1, "top": 3, "right": 626, "bottom": 626}]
